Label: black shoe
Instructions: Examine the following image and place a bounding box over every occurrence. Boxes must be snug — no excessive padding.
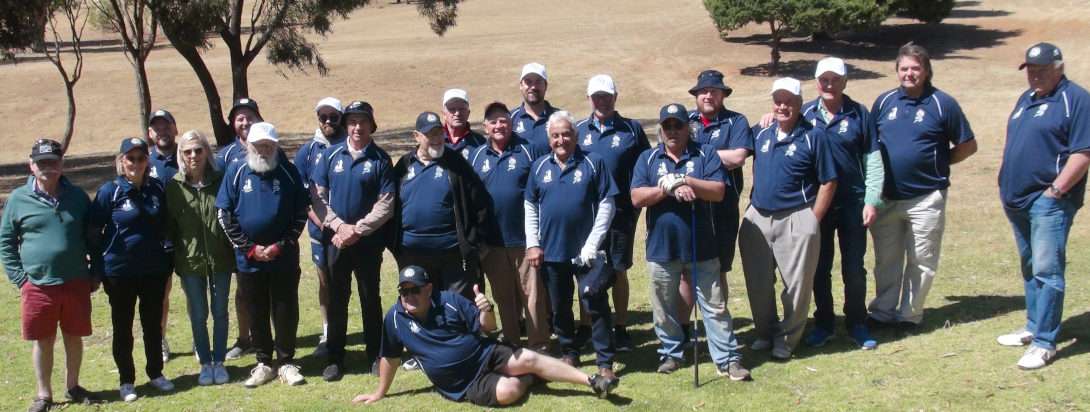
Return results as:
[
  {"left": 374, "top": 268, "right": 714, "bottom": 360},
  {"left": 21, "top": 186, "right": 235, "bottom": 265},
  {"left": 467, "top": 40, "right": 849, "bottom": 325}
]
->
[
  {"left": 865, "top": 317, "right": 898, "bottom": 330},
  {"left": 588, "top": 373, "right": 619, "bottom": 399},
  {"left": 574, "top": 325, "right": 592, "bottom": 351},
  {"left": 27, "top": 398, "right": 51, "bottom": 412},
  {"left": 657, "top": 357, "right": 681, "bottom": 374},
  {"left": 312, "top": 341, "right": 329, "bottom": 358},
  {"left": 64, "top": 385, "right": 98, "bottom": 404},
  {"left": 322, "top": 363, "right": 343, "bottom": 382},
  {"left": 614, "top": 326, "right": 633, "bottom": 353}
]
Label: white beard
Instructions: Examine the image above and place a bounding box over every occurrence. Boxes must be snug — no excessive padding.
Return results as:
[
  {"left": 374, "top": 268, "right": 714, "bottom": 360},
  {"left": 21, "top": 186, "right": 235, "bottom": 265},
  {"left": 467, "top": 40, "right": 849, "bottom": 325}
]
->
[
  {"left": 426, "top": 144, "right": 445, "bottom": 159},
  {"left": 247, "top": 150, "right": 278, "bottom": 173}
]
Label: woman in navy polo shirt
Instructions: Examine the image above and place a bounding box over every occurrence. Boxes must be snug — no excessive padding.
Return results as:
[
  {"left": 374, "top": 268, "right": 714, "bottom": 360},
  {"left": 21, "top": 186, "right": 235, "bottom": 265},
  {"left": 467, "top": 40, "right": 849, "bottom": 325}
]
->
[{"left": 89, "top": 138, "right": 176, "bottom": 402}]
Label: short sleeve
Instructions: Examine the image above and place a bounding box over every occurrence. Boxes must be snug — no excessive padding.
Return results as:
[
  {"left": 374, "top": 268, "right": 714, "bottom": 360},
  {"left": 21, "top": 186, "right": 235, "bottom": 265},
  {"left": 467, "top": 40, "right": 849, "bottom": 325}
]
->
[
  {"left": 378, "top": 309, "right": 405, "bottom": 358},
  {"left": 814, "top": 131, "right": 839, "bottom": 184},
  {"left": 378, "top": 157, "right": 397, "bottom": 195},
  {"left": 630, "top": 150, "right": 653, "bottom": 189},
  {"left": 524, "top": 161, "right": 541, "bottom": 203},
  {"left": 859, "top": 104, "right": 881, "bottom": 154},
  {"left": 943, "top": 94, "right": 975, "bottom": 145},
  {"left": 1068, "top": 90, "right": 1090, "bottom": 153},
  {"left": 215, "top": 169, "right": 238, "bottom": 211},
  {"left": 594, "top": 157, "right": 619, "bottom": 199},
  {"left": 311, "top": 147, "right": 330, "bottom": 188},
  {"left": 727, "top": 114, "right": 754, "bottom": 151},
  {"left": 701, "top": 145, "right": 727, "bottom": 184}
]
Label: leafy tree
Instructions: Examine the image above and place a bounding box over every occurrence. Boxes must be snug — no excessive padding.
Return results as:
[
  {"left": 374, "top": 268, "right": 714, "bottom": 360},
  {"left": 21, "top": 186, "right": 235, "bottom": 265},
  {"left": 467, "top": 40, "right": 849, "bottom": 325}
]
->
[
  {"left": 0, "top": 0, "right": 50, "bottom": 60},
  {"left": 90, "top": 0, "right": 157, "bottom": 138}
]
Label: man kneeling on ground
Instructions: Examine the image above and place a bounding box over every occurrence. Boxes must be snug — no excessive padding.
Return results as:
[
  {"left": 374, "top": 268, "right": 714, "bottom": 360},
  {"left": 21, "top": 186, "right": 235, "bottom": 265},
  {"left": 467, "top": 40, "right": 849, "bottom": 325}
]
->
[{"left": 352, "top": 266, "right": 618, "bottom": 407}]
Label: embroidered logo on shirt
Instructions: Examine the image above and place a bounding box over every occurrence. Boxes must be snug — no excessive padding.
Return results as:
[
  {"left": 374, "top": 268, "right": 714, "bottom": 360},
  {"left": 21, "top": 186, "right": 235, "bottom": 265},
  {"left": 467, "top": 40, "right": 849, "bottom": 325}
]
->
[
  {"left": 516, "top": 121, "right": 526, "bottom": 134},
  {"left": 786, "top": 143, "right": 797, "bottom": 157},
  {"left": 686, "top": 161, "right": 695, "bottom": 175},
  {"left": 838, "top": 120, "right": 849, "bottom": 134},
  {"left": 481, "top": 159, "right": 491, "bottom": 173},
  {"left": 363, "top": 160, "right": 373, "bottom": 174},
  {"left": 711, "top": 129, "right": 720, "bottom": 140},
  {"left": 121, "top": 199, "right": 134, "bottom": 211},
  {"left": 1012, "top": 107, "right": 1024, "bottom": 120},
  {"left": 272, "top": 179, "right": 281, "bottom": 193},
  {"left": 409, "top": 320, "right": 421, "bottom": 334},
  {"left": 760, "top": 139, "right": 770, "bottom": 153},
  {"left": 462, "top": 148, "right": 470, "bottom": 159},
  {"left": 657, "top": 162, "right": 668, "bottom": 176},
  {"left": 584, "top": 133, "right": 593, "bottom": 146},
  {"left": 543, "top": 169, "right": 553, "bottom": 183},
  {"left": 507, "top": 157, "right": 517, "bottom": 171},
  {"left": 406, "top": 165, "right": 416, "bottom": 180},
  {"left": 434, "top": 167, "right": 444, "bottom": 179},
  {"left": 334, "top": 159, "right": 345, "bottom": 174},
  {"left": 1034, "top": 104, "right": 1049, "bottom": 118},
  {"left": 913, "top": 108, "right": 926, "bottom": 124},
  {"left": 149, "top": 167, "right": 159, "bottom": 178},
  {"left": 888, "top": 107, "right": 898, "bottom": 120},
  {"left": 315, "top": 152, "right": 322, "bottom": 165},
  {"left": 573, "top": 169, "right": 583, "bottom": 183},
  {"left": 243, "top": 178, "right": 254, "bottom": 193},
  {"left": 611, "top": 135, "right": 621, "bottom": 148}
]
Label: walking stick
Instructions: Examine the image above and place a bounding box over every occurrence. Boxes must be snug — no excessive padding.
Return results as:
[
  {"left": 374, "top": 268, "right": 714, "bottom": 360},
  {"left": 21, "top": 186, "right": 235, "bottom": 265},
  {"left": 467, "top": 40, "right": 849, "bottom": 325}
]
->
[{"left": 691, "top": 201, "right": 700, "bottom": 388}]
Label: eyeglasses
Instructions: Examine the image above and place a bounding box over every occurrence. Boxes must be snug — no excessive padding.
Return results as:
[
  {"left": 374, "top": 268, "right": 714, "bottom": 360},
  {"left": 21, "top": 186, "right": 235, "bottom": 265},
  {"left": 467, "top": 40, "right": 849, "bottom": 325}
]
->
[
  {"left": 661, "top": 121, "right": 687, "bottom": 131},
  {"left": 397, "top": 286, "right": 423, "bottom": 297},
  {"left": 125, "top": 154, "right": 148, "bottom": 163},
  {"left": 319, "top": 113, "right": 342, "bottom": 124}
]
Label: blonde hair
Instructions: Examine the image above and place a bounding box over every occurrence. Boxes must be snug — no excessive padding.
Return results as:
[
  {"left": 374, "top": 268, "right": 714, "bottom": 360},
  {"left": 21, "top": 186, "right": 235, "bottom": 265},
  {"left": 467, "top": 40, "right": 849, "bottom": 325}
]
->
[
  {"left": 115, "top": 145, "right": 149, "bottom": 178},
  {"left": 177, "top": 129, "right": 218, "bottom": 177}
]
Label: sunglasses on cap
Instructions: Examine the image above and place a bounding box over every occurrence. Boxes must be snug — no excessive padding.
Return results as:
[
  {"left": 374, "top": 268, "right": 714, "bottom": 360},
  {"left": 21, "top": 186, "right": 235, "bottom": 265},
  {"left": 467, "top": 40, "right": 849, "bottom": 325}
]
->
[
  {"left": 398, "top": 286, "right": 423, "bottom": 297},
  {"left": 319, "top": 113, "right": 342, "bottom": 124}
]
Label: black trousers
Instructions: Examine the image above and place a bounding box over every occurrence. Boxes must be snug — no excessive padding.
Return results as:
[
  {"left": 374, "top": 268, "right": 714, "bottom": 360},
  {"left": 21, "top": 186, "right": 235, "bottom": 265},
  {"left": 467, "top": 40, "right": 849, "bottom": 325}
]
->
[
  {"left": 813, "top": 200, "right": 869, "bottom": 330},
  {"left": 326, "top": 244, "right": 384, "bottom": 364},
  {"left": 104, "top": 274, "right": 168, "bottom": 385},
  {"left": 541, "top": 261, "right": 615, "bottom": 369},
  {"left": 397, "top": 249, "right": 478, "bottom": 301},
  {"left": 237, "top": 268, "right": 301, "bottom": 365}
]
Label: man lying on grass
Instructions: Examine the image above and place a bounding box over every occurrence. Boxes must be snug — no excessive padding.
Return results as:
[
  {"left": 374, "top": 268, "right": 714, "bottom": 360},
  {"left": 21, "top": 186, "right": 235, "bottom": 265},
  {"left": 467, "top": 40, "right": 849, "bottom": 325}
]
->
[{"left": 352, "top": 266, "right": 619, "bottom": 407}]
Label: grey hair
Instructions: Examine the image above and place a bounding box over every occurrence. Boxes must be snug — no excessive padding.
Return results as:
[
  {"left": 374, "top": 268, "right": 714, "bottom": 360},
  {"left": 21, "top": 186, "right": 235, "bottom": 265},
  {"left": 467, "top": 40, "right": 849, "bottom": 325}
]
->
[
  {"left": 545, "top": 110, "right": 576, "bottom": 134},
  {"left": 177, "top": 129, "right": 218, "bottom": 176}
]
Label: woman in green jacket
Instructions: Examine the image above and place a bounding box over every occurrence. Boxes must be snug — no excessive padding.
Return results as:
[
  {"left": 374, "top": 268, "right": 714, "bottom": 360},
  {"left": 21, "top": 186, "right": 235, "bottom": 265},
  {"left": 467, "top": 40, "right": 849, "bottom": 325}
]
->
[{"left": 164, "top": 130, "right": 236, "bottom": 386}]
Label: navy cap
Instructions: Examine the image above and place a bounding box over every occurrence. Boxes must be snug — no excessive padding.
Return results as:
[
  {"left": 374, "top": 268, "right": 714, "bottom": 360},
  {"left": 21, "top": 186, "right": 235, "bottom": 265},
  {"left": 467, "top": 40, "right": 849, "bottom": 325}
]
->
[
  {"left": 148, "top": 109, "right": 176, "bottom": 125},
  {"left": 119, "top": 137, "right": 149, "bottom": 154},
  {"left": 415, "top": 111, "right": 443, "bottom": 134},
  {"left": 228, "top": 98, "right": 261, "bottom": 120},
  {"left": 343, "top": 100, "right": 378, "bottom": 132},
  {"left": 659, "top": 103, "right": 689, "bottom": 125},
  {"left": 398, "top": 265, "right": 431, "bottom": 287},
  {"left": 483, "top": 101, "right": 510, "bottom": 119},
  {"left": 688, "top": 69, "right": 733, "bottom": 98},
  {"left": 1020, "top": 42, "right": 1063, "bottom": 69},
  {"left": 30, "top": 138, "right": 63, "bottom": 161}
]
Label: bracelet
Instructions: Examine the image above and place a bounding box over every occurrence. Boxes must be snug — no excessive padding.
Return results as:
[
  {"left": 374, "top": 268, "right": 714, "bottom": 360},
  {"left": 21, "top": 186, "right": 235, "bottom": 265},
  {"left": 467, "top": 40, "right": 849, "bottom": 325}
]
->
[{"left": 1050, "top": 184, "right": 1068, "bottom": 198}]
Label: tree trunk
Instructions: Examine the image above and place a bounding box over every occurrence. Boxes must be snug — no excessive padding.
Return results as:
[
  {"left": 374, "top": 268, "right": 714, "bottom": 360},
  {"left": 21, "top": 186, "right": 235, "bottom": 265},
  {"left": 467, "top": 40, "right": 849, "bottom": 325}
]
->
[
  {"left": 169, "top": 40, "right": 231, "bottom": 145},
  {"left": 62, "top": 80, "right": 76, "bottom": 152},
  {"left": 769, "top": 20, "right": 782, "bottom": 76},
  {"left": 232, "top": 62, "right": 250, "bottom": 101},
  {"left": 134, "top": 58, "right": 152, "bottom": 139}
]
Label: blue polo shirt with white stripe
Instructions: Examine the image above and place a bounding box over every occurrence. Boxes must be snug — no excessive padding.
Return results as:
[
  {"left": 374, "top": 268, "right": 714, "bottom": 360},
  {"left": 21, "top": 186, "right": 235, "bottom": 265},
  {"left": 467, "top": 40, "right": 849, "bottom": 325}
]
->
[
  {"left": 446, "top": 129, "right": 487, "bottom": 160},
  {"left": 576, "top": 112, "right": 651, "bottom": 215},
  {"left": 872, "top": 86, "right": 975, "bottom": 200},
  {"left": 469, "top": 138, "right": 542, "bottom": 248},
  {"left": 631, "top": 142, "right": 725, "bottom": 263},
  {"left": 312, "top": 142, "right": 395, "bottom": 247},
  {"left": 511, "top": 101, "right": 560, "bottom": 154},
  {"left": 89, "top": 176, "right": 171, "bottom": 277},
  {"left": 294, "top": 133, "right": 346, "bottom": 241},
  {"left": 398, "top": 154, "right": 459, "bottom": 253},
  {"left": 1000, "top": 77, "right": 1090, "bottom": 210},
  {"left": 689, "top": 109, "right": 753, "bottom": 197},
  {"left": 802, "top": 95, "right": 878, "bottom": 201},
  {"left": 215, "top": 161, "right": 308, "bottom": 273},
  {"left": 149, "top": 146, "right": 178, "bottom": 184},
  {"left": 525, "top": 149, "right": 618, "bottom": 262},
  {"left": 750, "top": 120, "right": 838, "bottom": 213}
]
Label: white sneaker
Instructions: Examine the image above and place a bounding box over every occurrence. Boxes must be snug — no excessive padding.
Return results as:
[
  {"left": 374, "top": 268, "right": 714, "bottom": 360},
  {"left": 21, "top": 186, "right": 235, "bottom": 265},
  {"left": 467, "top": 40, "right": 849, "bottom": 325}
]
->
[
  {"left": 402, "top": 358, "right": 421, "bottom": 371},
  {"left": 997, "top": 328, "right": 1033, "bottom": 347},
  {"left": 244, "top": 363, "right": 276, "bottom": 388},
  {"left": 749, "top": 339, "right": 772, "bottom": 351},
  {"left": 278, "top": 364, "right": 306, "bottom": 386},
  {"left": 1017, "top": 345, "right": 1056, "bottom": 370},
  {"left": 149, "top": 375, "right": 175, "bottom": 392},
  {"left": 119, "top": 383, "right": 137, "bottom": 402},
  {"left": 162, "top": 338, "right": 171, "bottom": 363},
  {"left": 213, "top": 362, "right": 230, "bottom": 384},
  {"left": 198, "top": 364, "right": 214, "bottom": 386}
]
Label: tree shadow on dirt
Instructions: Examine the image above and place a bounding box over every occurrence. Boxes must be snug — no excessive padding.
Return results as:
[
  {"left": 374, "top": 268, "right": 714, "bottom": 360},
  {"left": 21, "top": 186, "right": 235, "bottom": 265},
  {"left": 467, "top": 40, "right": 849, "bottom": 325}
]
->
[
  {"left": 740, "top": 60, "right": 884, "bottom": 79},
  {"left": 947, "top": 1, "right": 1012, "bottom": 19}
]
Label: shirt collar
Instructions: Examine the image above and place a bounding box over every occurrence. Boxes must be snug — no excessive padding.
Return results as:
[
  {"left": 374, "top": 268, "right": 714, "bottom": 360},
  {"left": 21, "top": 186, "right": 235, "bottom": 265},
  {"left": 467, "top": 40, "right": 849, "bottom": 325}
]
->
[
  {"left": 590, "top": 112, "right": 617, "bottom": 131},
  {"left": 549, "top": 146, "right": 584, "bottom": 167},
  {"left": 655, "top": 141, "right": 702, "bottom": 161},
  {"left": 1030, "top": 76, "right": 1070, "bottom": 102},
  {"left": 516, "top": 101, "right": 555, "bottom": 119},
  {"left": 768, "top": 119, "right": 810, "bottom": 143},
  {"left": 896, "top": 85, "right": 936, "bottom": 102}
]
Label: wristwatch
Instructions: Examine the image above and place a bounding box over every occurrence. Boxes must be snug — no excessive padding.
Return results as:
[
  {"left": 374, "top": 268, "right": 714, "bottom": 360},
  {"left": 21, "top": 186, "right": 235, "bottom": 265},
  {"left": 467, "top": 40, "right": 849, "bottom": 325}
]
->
[{"left": 1049, "top": 184, "right": 1068, "bottom": 199}]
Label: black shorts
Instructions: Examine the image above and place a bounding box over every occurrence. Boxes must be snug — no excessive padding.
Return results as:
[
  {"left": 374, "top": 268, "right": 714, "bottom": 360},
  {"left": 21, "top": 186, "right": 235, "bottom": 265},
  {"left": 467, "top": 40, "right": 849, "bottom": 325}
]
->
[
  {"left": 603, "top": 210, "right": 639, "bottom": 271},
  {"left": 463, "top": 343, "right": 517, "bottom": 407}
]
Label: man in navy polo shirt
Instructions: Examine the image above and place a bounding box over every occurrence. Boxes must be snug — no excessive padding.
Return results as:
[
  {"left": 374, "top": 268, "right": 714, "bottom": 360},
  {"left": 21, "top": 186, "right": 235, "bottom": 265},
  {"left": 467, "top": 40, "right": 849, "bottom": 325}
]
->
[
  {"left": 525, "top": 111, "right": 618, "bottom": 379},
  {"left": 351, "top": 266, "right": 617, "bottom": 406},
  {"left": 215, "top": 98, "right": 263, "bottom": 171},
  {"left": 575, "top": 74, "right": 650, "bottom": 352},
  {"left": 470, "top": 101, "right": 550, "bottom": 351},
  {"left": 739, "top": 78, "right": 838, "bottom": 360},
  {"left": 868, "top": 43, "right": 977, "bottom": 329},
  {"left": 293, "top": 97, "right": 346, "bottom": 358},
  {"left": 215, "top": 122, "right": 309, "bottom": 387},
  {"left": 312, "top": 100, "right": 394, "bottom": 381},
  {"left": 441, "top": 88, "right": 487, "bottom": 159},
  {"left": 391, "top": 111, "right": 493, "bottom": 301},
  {"left": 148, "top": 109, "right": 179, "bottom": 183},
  {"left": 997, "top": 42, "right": 1090, "bottom": 370},
  {"left": 511, "top": 62, "right": 561, "bottom": 154},
  {"left": 632, "top": 103, "right": 749, "bottom": 380}
]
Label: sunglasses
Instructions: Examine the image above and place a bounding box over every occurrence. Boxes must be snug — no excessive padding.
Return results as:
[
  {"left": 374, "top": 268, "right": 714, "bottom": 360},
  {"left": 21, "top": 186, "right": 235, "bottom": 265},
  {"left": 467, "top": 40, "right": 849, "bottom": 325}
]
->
[
  {"left": 397, "top": 286, "right": 423, "bottom": 297},
  {"left": 125, "top": 154, "right": 148, "bottom": 163},
  {"left": 319, "top": 113, "right": 342, "bottom": 124},
  {"left": 661, "top": 120, "right": 687, "bottom": 131}
]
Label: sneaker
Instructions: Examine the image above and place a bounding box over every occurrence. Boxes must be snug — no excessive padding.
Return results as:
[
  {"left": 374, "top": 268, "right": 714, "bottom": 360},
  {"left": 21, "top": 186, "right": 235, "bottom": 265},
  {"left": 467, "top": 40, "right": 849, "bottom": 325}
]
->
[
  {"left": 225, "top": 343, "right": 252, "bottom": 361},
  {"left": 401, "top": 357, "right": 421, "bottom": 371},
  {"left": 656, "top": 357, "right": 681, "bottom": 374},
  {"left": 804, "top": 327, "right": 834, "bottom": 348},
  {"left": 119, "top": 384, "right": 137, "bottom": 402},
  {"left": 1017, "top": 345, "right": 1056, "bottom": 370},
  {"left": 213, "top": 362, "right": 230, "bottom": 384},
  {"left": 850, "top": 325, "right": 878, "bottom": 350},
  {"left": 771, "top": 341, "right": 791, "bottom": 360},
  {"left": 322, "top": 363, "right": 343, "bottom": 382},
  {"left": 997, "top": 328, "right": 1033, "bottom": 347},
  {"left": 244, "top": 363, "right": 276, "bottom": 388},
  {"left": 614, "top": 326, "right": 633, "bottom": 353},
  {"left": 278, "top": 364, "right": 306, "bottom": 386},
  {"left": 587, "top": 373, "right": 619, "bottom": 399},
  {"left": 161, "top": 338, "right": 171, "bottom": 363},
  {"left": 64, "top": 385, "right": 99, "bottom": 404},
  {"left": 27, "top": 397, "right": 52, "bottom": 412},
  {"left": 716, "top": 361, "right": 752, "bottom": 381},
  {"left": 149, "top": 376, "right": 174, "bottom": 392},
  {"left": 312, "top": 341, "right": 329, "bottom": 358},
  {"left": 198, "top": 365, "right": 214, "bottom": 386},
  {"left": 749, "top": 338, "right": 772, "bottom": 351}
]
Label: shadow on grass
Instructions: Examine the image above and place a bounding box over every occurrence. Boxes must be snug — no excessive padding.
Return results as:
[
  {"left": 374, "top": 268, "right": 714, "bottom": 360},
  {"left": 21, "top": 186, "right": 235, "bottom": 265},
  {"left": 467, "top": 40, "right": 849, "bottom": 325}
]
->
[
  {"left": 528, "top": 385, "right": 634, "bottom": 406},
  {"left": 858, "top": 295, "right": 1025, "bottom": 346},
  {"left": 1057, "top": 310, "right": 1090, "bottom": 360}
]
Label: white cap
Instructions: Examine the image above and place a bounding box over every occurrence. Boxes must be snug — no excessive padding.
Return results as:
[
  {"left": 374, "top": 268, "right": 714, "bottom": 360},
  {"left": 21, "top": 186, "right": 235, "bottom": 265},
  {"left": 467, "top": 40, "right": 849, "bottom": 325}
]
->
[
  {"left": 314, "top": 97, "right": 343, "bottom": 113},
  {"left": 442, "top": 88, "right": 469, "bottom": 106},
  {"left": 814, "top": 57, "right": 847, "bottom": 78},
  {"left": 247, "top": 122, "right": 279, "bottom": 144},
  {"left": 586, "top": 74, "right": 616, "bottom": 96},
  {"left": 520, "top": 62, "right": 548, "bottom": 82},
  {"left": 770, "top": 77, "right": 802, "bottom": 97}
]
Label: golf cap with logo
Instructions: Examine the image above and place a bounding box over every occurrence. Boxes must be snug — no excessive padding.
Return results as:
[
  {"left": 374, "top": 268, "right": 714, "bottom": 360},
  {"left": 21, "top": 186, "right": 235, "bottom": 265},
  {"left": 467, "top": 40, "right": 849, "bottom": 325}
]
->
[
  {"left": 520, "top": 62, "right": 548, "bottom": 82},
  {"left": 229, "top": 97, "right": 261, "bottom": 120},
  {"left": 30, "top": 138, "right": 63, "bottom": 161},
  {"left": 119, "top": 137, "right": 149, "bottom": 154},
  {"left": 586, "top": 74, "right": 616, "bottom": 96},
  {"left": 246, "top": 122, "right": 279, "bottom": 144},
  {"left": 814, "top": 57, "right": 847, "bottom": 78},
  {"left": 148, "top": 109, "right": 176, "bottom": 125},
  {"left": 659, "top": 103, "right": 689, "bottom": 124},
  {"left": 398, "top": 265, "right": 431, "bottom": 287},
  {"left": 689, "top": 69, "right": 733, "bottom": 98},
  {"left": 343, "top": 100, "right": 377, "bottom": 132},
  {"left": 483, "top": 101, "right": 510, "bottom": 119},
  {"left": 415, "top": 111, "right": 443, "bottom": 134},
  {"left": 1020, "top": 42, "right": 1063, "bottom": 69},
  {"left": 314, "top": 97, "right": 343, "bottom": 113},
  {"left": 771, "top": 77, "right": 803, "bottom": 97},
  {"left": 443, "top": 88, "right": 469, "bottom": 106}
]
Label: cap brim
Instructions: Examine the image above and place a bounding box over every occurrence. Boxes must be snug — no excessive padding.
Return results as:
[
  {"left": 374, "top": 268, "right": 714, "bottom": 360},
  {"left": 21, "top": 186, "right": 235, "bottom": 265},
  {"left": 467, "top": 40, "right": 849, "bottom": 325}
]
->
[
  {"left": 31, "top": 153, "right": 61, "bottom": 161},
  {"left": 688, "top": 85, "right": 733, "bottom": 98}
]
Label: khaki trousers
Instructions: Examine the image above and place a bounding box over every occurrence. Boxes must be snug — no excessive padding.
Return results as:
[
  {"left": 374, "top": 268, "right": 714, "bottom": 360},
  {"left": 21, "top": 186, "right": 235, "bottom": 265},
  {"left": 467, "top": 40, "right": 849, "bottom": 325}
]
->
[
  {"left": 480, "top": 246, "right": 550, "bottom": 350},
  {"left": 868, "top": 189, "right": 947, "bottom": 324}
]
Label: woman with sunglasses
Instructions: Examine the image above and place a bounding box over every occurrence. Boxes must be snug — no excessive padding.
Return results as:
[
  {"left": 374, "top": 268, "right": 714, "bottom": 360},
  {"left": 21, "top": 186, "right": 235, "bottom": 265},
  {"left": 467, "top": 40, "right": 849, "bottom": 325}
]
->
[
  {"left": 164, "top": 130, "right": 236, "bottom": 385},
  {"left": 89, "top": 137, "right": 175, "bottom": 402}
]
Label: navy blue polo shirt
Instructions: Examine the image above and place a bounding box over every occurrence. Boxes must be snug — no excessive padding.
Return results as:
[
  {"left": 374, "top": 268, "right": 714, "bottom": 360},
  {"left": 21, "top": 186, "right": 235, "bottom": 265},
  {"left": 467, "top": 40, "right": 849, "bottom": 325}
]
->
[
  {"left": 750, "top": 120, "right": 838, "bottom": 213},
  {"left": 802, "top": 95, "right": 878, "bottom": 201},
  {"left": 689, "top": 109, "right": 753, "bottom": 197},
  {"left": 294, "top": 133, "right": 346, "bottom": 240},
  {"left": 872, "top": 86, "right": 975, "bottom": 200},
  {"left": 631, "top": 142, "right": 725, "bottom": 263},
  {"left": 312, "top": 142, "right": 395, "bottom": 247},
  {"left": 445, "top": 129, "right": 487, "bottom": 160},
  {"left": 89, "top": 176, "right": 171, "bottom": 277},
  {"left": 1000, "top": 77, "right": 1090, "bottom": 210},
  {"left": 399, "top": 154, "right": 459, "bottom": 253},
  {"left": 576, "top": 112, "right": 651, "bottom": 215},
  {"left": 511, "top": 101, "right": 560, "bottom": 154},
  {"left": 214, "top": 138, "right": 245, "bottom": 171},
  {"left": 380, "top": 290, "right": 494, "bottom": 401},
  {"left": 525, "top": 149, "right": 618, "bottom": 262},
  {"left": 216, "top": 161, "right": 308, "bottom": 273},
  {"left": 149, "top": 146, "right": 178, "bottom": 184},
  {"left": 469, "top": 138, "right": 543, "bottom": 248}
]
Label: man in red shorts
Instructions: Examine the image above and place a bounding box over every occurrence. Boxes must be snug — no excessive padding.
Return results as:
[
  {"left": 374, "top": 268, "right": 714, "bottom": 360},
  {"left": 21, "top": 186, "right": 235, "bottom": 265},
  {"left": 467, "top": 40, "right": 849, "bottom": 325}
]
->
[{"left": 1, "top": 139, "right": 100, "bottom": 412}]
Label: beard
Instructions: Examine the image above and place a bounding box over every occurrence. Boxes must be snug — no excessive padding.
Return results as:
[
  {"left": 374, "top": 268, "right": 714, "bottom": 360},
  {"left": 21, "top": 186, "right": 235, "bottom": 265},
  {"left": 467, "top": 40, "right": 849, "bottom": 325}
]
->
[{"left": 247, "top": 149, "right": 278, "bottom": 173}]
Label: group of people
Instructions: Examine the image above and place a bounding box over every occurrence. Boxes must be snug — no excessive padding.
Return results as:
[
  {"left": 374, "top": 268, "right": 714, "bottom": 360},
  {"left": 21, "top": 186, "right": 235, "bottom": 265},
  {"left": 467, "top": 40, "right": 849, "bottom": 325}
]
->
[{"left": 2, "top": 41, "right": 1087, "bottom": 411}]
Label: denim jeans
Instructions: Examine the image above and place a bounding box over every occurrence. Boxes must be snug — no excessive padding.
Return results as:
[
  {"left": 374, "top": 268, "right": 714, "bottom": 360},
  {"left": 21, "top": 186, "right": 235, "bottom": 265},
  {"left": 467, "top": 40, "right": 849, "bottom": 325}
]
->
[
  {"left": 1005, "top": 194, "right": 1078, "bottom": 350},
  {"left": 813, "top": 199, "right": 868, "bottom": 330},
  {"left": 179, "top": 272, "right": 232, "bottom": 364},
  {"left": 541, "top": 261, "right": 615, "bottom": 369},
  {"left": 649, "top": 258, "right": 741, "bottom": 365}
]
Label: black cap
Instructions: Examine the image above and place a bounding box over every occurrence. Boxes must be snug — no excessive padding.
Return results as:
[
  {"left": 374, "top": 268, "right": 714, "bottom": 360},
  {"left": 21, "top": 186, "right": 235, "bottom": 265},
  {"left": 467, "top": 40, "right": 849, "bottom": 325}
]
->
[
  {"left": 228, "top": 98, "right": 261, "bottom": 121},
  {"left": 688, "top": 69, "right": 733, "bottom": 98},
  {"left": 659, "top": 103, "right": 689, "bottom": 125},
  {"left": 398, "top": 265, "right": 431, "bottom": 287},
  {"left": 30, "top": 138, "right": 63, "bottom": 161},
  {"left": 1020, "top": 42, "right": 1063, "bottom": 69},
  {"left": 415, "top": 111, "right": 443, "bottom": 134},
  {"left": 483, "top": 101, "right": 510, "bottom": 119},
  {"left": 148, "top": 109, "right": 175, "bottom": 125},
  {"left": 343, "top": 100, "right": 378, "bottom": 133},
  {"left": 119, "top": 137, "right": 149, "bottom": 154}
]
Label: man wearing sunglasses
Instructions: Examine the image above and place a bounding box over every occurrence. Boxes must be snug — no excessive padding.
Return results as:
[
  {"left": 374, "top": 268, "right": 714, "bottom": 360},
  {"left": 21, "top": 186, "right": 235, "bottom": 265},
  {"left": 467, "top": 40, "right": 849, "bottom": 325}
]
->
[
  {"left": 352, "top": 266, "right": 617, "bottom": 407},
  {"left": 441, "top": 89, "right": 486, "bottom": 159}
]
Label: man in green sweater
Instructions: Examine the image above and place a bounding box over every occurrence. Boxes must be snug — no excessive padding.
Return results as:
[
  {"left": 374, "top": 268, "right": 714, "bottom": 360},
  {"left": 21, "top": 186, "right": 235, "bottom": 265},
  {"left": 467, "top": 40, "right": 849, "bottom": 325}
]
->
[{"left": 1, "top": 139, "right": 101, "bottom": 412}]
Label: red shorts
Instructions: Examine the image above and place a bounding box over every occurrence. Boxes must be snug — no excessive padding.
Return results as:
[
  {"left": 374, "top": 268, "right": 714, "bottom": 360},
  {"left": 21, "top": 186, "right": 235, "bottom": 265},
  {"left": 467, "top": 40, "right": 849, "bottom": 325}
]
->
[{"left": 21, "top": 278, "right": 93, "bottom": 340}]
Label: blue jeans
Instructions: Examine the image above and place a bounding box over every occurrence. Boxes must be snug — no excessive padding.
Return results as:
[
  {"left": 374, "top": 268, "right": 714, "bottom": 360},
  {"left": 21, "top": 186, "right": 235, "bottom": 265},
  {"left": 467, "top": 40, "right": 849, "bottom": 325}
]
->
[
  {"left": 1005, "top": 194, "right": 1078, "bottom": 350},
  {"left": 179, "top": 272, "right": 232, "bottom": 363},
  {"left": 649, "top": 259, "right": 741, "bottom": 365}
]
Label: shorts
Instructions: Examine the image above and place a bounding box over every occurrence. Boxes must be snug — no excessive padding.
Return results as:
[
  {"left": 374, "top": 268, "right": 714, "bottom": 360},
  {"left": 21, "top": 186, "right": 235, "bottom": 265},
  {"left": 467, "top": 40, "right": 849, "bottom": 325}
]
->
[
  {"left": 603, "top": 210, "right": 639, "bottom": 271},
  {"left": 21, "top": 278, "right": 93, "bottom": 340},
  {"left": 309, "top": 239, "right": 329, "bottom": 272},
  {"left": 463, "top": 343, "right": 517, "bottom": 407}
]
